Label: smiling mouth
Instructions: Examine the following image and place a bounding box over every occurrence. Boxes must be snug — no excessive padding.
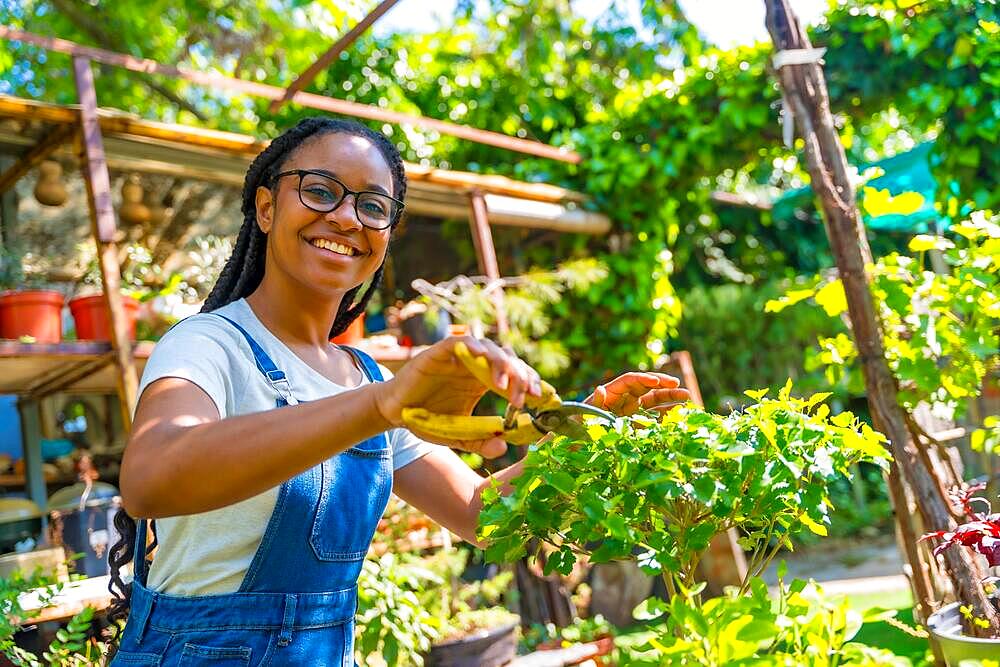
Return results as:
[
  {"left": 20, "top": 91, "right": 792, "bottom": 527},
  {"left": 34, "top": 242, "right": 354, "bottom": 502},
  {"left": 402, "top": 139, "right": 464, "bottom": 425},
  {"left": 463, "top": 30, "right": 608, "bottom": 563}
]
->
[{"left": 310, "top": 238, "right": 359, "bottom": 257}]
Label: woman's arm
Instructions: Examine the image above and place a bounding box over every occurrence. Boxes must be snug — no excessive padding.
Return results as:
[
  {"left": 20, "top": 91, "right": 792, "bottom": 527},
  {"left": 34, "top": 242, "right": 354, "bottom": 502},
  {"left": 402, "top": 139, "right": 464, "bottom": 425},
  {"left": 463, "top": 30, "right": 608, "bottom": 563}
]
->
[
  {"left": 121, "top": 377, "right": 391, "bottom": 518},
  {"left": 392, "top": 448, "right": 525, "bottom": 546},
  {"left": 121, "top": 335, "right": 539, "bottom": 519}
]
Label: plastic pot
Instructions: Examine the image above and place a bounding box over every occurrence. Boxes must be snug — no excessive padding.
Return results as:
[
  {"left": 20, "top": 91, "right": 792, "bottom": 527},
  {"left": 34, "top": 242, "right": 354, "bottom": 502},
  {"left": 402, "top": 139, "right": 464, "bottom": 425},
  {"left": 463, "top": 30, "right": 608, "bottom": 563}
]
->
[
  {"left": 330, "top": 313, "right": 365, "bottom": 345},
  {"left": 0, "top": 497, "right": 43, "bottom": 553},
  {"left": 68, "top": 293, "right": 140, "bottom": 341},
  {"left": 0, "top": 290, "right": 64, "bottom": 343},
  {"left": 927, "top": 598, "right": 1000, "bottom": 665},
  {"left": 425, "top": 622, "right": 518, "bottom": 667}
]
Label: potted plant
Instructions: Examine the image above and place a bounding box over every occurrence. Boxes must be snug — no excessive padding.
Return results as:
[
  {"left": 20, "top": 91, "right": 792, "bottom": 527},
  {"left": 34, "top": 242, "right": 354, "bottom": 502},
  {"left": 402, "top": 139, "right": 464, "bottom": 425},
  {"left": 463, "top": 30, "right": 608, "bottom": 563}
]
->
[
  {"left": 479, "top": 384, "right": 910, "bottom": 663},
  {"left": 0, "top": 245, "right": 64, "bottom": 343},
  {"left": 355, "top": 548, "right": 519, "bottom": 667},
  {"left": 921, "top": 481, "right": 1000, "bottom": 665},
  {"left": 70, "top": 241, "right": 209, "bottom": 342},
  {"left": 417, "top": 548, "right": 519, "bottom": 667}
]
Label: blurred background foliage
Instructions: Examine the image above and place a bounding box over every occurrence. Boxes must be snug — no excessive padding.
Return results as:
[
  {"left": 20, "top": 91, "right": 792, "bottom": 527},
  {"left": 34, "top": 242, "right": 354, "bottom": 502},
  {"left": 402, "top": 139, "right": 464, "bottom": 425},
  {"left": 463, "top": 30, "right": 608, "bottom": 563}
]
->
[{"left": 1, "top": 0, "right": 996, "bottom": 404}]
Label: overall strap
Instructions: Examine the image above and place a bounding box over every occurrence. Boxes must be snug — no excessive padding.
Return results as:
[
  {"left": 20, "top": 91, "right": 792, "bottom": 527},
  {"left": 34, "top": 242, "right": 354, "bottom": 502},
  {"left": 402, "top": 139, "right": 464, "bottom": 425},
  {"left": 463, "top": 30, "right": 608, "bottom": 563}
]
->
[
  {"left": 340, "top": 346, "right": 384, "bottom": 383},
  {"left": 211, "top": 313, "right": 298, "bottom": 406},
  {"left": 131, "top": 518, "right": 155, "bottom": 586}
]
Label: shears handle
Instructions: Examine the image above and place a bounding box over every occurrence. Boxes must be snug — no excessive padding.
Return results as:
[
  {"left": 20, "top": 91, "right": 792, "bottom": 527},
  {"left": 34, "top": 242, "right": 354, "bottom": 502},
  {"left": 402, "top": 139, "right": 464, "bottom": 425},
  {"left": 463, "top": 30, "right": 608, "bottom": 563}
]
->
[
  {"left": 399, "top": 341, "right": 561, "bottom": 445},
  {"left": 400, "top": 409, "right": 544, "bottom": 445}
]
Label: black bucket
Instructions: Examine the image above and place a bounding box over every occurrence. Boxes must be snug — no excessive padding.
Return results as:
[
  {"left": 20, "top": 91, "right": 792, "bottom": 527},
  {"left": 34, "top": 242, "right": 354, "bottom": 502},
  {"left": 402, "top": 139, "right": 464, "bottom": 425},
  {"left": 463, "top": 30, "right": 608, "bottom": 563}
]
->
[
  {"left": 425, "top": 622, "right": 518, "bottom": 667},
  {"left": 47, "top": 482, "right": 120, "bottom": 578}
]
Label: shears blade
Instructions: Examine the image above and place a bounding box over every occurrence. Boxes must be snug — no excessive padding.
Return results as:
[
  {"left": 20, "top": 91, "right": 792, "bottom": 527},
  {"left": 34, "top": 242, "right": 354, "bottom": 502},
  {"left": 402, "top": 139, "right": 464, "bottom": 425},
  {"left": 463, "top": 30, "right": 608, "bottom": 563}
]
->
[{"left": 531, "top": 401, "right": 616, "bottom": 440}]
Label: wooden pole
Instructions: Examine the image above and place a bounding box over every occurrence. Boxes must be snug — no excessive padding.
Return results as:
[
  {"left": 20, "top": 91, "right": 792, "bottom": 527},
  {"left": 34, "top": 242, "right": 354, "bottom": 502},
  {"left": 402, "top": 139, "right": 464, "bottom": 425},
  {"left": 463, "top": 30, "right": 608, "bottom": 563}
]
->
[
  {"left": 468, "top": 190, "right": 509, "bottom": 337},
  {"left": 763, "top": 0, "right": 999, "bottom": 636},
  {"left": 73, "top": 56, "right": 138, "bottom": 431},
  {"left": 269, "top": 0, "right": 402, "bottom": 113}
]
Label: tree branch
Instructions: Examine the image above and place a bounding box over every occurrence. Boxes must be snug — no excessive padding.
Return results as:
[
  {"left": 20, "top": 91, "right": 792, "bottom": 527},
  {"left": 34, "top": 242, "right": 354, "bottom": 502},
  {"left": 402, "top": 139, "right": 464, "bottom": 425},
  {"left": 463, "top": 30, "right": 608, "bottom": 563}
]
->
[{"left": 48, "top": 0, "right": 208, "bottom": 121}]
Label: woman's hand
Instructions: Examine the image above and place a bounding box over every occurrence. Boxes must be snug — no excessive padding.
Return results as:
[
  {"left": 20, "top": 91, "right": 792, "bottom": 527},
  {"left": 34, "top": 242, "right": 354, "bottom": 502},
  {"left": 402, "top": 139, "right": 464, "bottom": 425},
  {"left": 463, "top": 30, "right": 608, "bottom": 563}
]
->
[
  {"left": 585, "top": 372, "right": 691, "bottom": 416},
  {"left": 374, "top": 336, "right": 541, "bottom": 457}
]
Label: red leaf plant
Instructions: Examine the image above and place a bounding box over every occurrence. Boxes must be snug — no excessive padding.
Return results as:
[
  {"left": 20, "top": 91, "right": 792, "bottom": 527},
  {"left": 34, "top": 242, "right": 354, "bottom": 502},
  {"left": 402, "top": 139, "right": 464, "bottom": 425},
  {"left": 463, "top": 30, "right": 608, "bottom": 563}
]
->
[{"left": 921, "top": 482, "right": 1000, "bottom": 568}]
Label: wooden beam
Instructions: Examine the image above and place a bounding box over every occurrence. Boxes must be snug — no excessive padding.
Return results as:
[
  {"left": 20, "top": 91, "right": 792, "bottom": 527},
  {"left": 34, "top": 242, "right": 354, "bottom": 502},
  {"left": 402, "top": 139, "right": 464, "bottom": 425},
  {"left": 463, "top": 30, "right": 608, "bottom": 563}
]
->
[
  {"left": 710, "top": 190, "right": 772, "bottom": 211},
  {"left": 269, "top": 0, "right": 402, "bottom": 113},
  {"left": 0, "top": 28, "right": 581, "bottom": 164},
  {"left": 468, "top": 190, "right": 508, "bottom": 336},
  {"left": 0, "top": 96, "right": 591, "bottom": 201},
  {"left": 0, "top": 124, "right": 76, "bottom": 194},
  {"left": 73, "top": 55, "right": 138, "bottom": 431}
]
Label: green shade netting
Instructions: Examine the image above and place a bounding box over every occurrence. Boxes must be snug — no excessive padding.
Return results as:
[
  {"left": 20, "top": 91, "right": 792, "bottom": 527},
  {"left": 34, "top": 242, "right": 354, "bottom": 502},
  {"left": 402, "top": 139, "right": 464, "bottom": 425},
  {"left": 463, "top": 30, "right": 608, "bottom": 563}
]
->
[{"left": 772, "top": 142, "right": 949, "bottom": 234}]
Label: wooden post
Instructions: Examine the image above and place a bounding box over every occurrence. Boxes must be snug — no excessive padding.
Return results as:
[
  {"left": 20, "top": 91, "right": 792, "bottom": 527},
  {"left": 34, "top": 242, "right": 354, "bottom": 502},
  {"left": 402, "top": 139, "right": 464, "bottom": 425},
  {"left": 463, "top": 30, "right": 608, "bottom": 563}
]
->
[
  {"left": 468, "top": 190, "right": 509, "bottom": 337},
  {"left": 0, "top": 156, "right": 17, "bottom": 247},
  {"left": 660, "top": 351, "right": 748, "bottom": 594},
  {"left": 763, "top": 0, "right": 999, "bottom": 635},
  {"left": 73, "top": 56, "right": 138, "bottom": 431},
  {"left": 17, "top": 399, "right": 47, "bottom": 511}
]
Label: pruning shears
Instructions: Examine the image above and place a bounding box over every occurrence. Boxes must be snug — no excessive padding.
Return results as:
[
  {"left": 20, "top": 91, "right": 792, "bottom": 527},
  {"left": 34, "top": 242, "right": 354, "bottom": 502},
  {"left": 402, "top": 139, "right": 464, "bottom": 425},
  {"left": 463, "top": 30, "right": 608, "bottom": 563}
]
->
[{"left": 401, "top": 342, "right": 616, "bottom": 445}]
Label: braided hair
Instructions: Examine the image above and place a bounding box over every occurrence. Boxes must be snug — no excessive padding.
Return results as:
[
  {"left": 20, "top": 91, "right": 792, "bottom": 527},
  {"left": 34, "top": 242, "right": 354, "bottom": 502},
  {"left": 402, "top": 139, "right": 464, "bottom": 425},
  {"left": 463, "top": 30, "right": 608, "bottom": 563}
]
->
[{"left": 106, "top": 117, "right": 407, "bottom": 644}]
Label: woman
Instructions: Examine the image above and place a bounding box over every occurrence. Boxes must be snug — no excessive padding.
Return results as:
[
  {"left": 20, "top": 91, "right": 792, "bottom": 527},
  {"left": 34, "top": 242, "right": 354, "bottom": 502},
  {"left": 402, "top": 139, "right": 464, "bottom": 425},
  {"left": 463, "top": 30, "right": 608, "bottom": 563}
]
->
[{"left": 108, "top": 117, "right": 688, "bottom": 666}]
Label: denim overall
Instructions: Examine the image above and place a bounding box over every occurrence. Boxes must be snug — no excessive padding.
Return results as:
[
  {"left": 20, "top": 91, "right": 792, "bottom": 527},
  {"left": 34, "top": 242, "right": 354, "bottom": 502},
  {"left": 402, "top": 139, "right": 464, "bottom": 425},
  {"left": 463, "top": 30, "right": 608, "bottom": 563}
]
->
[{"left": 112, "top": 315, "right": 392, "bottom": 666}]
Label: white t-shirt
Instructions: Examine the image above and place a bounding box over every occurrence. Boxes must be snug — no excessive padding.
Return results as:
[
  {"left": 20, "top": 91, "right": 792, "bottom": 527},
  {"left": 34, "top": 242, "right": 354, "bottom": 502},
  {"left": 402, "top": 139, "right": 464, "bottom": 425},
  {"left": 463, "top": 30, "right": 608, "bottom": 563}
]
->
[{"left": 136, "top": 298, "right": 433, "bottom": 596}]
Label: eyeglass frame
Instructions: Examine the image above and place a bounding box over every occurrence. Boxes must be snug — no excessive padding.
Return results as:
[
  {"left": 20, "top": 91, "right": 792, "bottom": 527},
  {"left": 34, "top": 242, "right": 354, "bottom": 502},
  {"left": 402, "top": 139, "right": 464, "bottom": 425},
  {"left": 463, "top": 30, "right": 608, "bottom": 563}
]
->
[{"left": 273, "top": 169, "right": 405, "bottom": 230}]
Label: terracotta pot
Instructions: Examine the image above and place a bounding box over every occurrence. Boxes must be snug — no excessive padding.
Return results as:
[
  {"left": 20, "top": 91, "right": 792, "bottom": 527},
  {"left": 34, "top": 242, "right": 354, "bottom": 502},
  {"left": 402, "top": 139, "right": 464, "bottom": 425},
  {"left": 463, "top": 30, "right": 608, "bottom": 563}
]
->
[
  {"left": 330, "top": 314, "right": 365, "bottom": 345},
  {"left": 69, "top": 294, "right": 140, "bottom": 341},
  {"left": 0, "top": 290, "right": 64, "bottom": 343}
]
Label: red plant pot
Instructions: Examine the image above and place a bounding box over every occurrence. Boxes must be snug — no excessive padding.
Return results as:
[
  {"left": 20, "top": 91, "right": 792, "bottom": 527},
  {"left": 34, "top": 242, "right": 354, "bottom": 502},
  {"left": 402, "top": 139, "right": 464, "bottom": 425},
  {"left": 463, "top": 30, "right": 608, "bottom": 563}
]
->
[
  {"left": 69, "top": 294, "right": 140, "bottom": 341},
  {"left": 330, "top": 314, "right": 365, "bottom": 345},
  {"left": 0, "top": 290, "right": 64, "bottom": 343}
]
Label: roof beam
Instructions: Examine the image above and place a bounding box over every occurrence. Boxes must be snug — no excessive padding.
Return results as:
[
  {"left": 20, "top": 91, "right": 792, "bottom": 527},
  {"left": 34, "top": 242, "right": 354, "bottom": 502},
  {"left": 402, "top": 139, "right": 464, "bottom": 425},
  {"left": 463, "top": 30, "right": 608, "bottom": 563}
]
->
[
  {"left": 0, "top": 27, "right": 581, "bottom": 164},
  {"left": 0, "top": 123, "right": 77, "bottom": 194},
  {"left": 269, "top": 0, "right": 402, "bottom": 114}
]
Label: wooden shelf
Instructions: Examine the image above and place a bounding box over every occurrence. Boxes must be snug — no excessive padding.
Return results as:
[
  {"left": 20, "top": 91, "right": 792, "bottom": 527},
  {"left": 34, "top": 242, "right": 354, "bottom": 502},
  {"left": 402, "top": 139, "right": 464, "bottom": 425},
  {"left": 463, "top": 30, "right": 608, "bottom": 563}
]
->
[
  {"left": 0, "top": 339, "right": 426, "bottom": 398},
  {"left": 16, "top": 575, "right": 112, "bottom": 626},
  {"left": 0, "top": 340, "right": 154, "bottom": 398},
  {"left": 0, "top": 473, "right": 75, "bottom": 487}
]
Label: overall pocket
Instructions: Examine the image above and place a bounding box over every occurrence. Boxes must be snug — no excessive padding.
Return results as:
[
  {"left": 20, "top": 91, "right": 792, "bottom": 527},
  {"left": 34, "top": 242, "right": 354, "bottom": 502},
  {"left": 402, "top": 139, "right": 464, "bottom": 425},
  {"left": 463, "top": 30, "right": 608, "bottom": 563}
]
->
[
  {"left": 178, "top": 643, "right": 251, "bottom": 666},
  {"left": 310, "top": 439, "right": 392, "bottom": 562}
]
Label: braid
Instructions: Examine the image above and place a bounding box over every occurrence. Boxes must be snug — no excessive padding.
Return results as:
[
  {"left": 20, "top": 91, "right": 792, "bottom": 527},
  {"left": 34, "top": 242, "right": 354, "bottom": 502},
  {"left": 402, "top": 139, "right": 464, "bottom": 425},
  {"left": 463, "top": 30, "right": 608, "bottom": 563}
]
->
[{"left": 107, "top": 117, "right": 406, "bottom": 642}]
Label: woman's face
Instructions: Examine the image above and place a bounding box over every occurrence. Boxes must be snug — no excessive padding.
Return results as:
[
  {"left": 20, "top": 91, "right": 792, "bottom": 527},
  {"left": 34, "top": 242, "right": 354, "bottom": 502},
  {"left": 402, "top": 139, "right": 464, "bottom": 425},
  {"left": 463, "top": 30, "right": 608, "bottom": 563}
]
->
[{"left": 255, "top": 132, "right": 396, "bottom": 298}]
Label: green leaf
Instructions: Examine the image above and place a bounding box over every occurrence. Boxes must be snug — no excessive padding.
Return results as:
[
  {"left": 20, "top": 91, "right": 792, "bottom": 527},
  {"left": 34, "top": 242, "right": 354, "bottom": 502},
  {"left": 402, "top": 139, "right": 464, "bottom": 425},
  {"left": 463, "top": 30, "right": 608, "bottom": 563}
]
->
[
  {"left": 908, "top": 235, "right": 955, "bottom": 252},
  {"left": 814, "top": 280, "right": 848, "bottom": 317},
  {"left": 764, "top": 289, "right": 816, "bottom": 313},
  {"left": 799, "top": 513, "right": 828, "bottom": 536},
  {"left": 863, "top": 187, "right": 925, "bottom": 218}
]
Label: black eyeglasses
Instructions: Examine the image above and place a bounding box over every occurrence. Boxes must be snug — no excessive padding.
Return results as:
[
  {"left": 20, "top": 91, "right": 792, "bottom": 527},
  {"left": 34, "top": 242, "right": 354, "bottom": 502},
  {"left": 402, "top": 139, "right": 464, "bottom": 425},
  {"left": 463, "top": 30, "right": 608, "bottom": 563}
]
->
[{"left": 274, "top": 169, "right": 404, "bottom": 230}]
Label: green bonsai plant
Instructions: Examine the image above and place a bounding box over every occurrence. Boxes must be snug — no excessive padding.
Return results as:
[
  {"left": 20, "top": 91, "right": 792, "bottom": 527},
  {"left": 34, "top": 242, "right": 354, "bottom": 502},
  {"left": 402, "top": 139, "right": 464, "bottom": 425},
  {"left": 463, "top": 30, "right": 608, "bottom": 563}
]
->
[
  {"left": 477, "top": 384, "right": 908, "bottom": 663},
  {"left": 480, "top": 383, "right": 890, "bottom": 597}
]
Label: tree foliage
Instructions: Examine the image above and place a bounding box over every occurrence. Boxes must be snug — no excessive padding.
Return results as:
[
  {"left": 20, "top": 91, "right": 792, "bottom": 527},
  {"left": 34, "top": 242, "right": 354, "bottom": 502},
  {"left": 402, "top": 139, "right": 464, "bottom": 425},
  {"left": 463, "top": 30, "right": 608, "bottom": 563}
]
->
[{"left": 1, "top": 0, "right": 996, "bottom": 393}]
